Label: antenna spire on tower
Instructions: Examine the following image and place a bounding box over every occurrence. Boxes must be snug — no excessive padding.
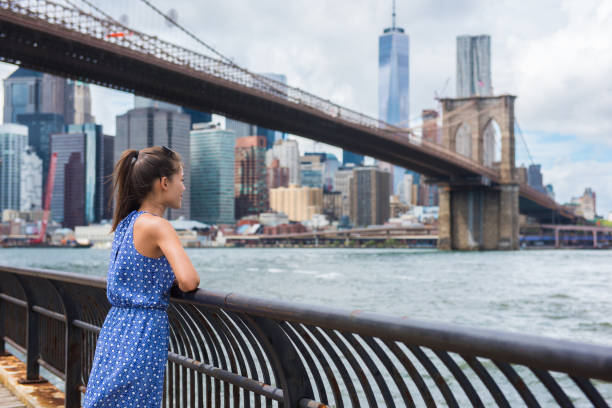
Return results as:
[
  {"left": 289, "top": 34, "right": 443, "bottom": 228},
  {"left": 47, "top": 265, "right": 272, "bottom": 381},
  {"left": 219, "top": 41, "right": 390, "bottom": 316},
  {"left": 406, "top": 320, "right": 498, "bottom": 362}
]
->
[{"left": 392, "top": 0, "right": 396, "bottom": 29}]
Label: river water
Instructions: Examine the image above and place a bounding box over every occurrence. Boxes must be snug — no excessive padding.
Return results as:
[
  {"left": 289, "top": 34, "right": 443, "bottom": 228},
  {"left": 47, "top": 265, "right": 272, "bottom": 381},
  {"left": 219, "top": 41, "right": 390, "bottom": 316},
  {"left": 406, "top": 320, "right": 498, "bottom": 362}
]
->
[{"left": 1, "top": 247, "right": 611, "bottom": 405}]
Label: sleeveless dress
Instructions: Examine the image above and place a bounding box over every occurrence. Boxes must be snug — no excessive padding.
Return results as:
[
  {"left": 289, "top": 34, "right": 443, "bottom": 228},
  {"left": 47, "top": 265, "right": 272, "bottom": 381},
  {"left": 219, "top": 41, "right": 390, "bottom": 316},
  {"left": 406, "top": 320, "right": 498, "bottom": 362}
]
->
[{"left": 83, "top": 210, "right": 176, "bottom": 408}]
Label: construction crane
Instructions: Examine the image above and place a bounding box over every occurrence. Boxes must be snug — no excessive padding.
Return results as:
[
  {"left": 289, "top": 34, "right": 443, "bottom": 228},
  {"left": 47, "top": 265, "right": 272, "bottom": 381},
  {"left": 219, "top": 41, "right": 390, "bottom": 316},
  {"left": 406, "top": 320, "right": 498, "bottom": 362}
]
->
[{"left": 30, "top": 152, "right": 57, "bottom": 245}]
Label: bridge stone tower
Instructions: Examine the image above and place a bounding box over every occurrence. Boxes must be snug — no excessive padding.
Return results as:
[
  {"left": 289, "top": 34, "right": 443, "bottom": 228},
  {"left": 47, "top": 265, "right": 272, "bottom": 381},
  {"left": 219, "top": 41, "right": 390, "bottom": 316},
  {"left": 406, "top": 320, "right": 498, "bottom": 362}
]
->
[{"left": 437, "top": 95, "right": 519, "bottom": 250}]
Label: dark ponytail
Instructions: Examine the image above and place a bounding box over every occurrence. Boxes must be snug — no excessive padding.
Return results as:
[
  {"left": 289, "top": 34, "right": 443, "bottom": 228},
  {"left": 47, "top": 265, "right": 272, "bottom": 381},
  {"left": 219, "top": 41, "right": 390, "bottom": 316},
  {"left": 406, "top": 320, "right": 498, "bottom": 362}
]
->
[{"left": 106, "top": 146, "right": 182, "bottom": 232}]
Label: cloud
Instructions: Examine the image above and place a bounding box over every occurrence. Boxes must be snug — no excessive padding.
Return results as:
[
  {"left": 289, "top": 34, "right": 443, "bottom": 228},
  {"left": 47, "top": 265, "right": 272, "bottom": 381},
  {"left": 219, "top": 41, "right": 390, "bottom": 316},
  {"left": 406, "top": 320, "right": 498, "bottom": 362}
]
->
[
  {"left": 512, "top": 0, "right": 612, "bottom": 145},
  {"left": 543, "top": 160, "right": 612, "bottom": 217}
]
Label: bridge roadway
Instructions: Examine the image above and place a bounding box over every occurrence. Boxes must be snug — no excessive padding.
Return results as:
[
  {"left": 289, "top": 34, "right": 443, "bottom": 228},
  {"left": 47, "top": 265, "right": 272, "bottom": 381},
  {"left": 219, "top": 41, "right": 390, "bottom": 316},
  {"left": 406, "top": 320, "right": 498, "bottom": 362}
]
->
[{"left": 0, "top": 0, "right": 574, "bottom": 222}]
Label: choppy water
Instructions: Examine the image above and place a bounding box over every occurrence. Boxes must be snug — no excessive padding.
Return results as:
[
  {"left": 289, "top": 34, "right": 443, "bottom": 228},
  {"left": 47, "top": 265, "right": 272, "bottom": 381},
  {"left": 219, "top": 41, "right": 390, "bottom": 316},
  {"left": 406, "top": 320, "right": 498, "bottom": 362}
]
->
[
  {"left": 1, "top": 247, "right": 611, "bottom": 406},
  {"left": 1, "top": 247, "right": 611, "bottom": 346}
]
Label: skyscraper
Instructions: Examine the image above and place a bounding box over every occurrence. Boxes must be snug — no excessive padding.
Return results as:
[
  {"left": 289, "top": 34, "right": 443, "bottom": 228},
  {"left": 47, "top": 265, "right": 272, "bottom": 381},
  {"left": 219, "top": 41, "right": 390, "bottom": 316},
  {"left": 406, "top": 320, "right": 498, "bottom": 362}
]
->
[
  {"left": 116, "top": 107, "right": 191, "bottom": 220},
  {"left": 20, "top": 146, "right": 42, "bottom": 211},
  {"left": 16, "top": 112, "right": 65, "bottom": 205},
  {"left": 3, "top": 68, "right": 93, "bottom": 125},
  {"left": 350, "top": 166, "right": 391, "bottom": 227},
  {"left": 50, "top": 132, "right": 85, "bottom": 226},
  {"left": 102, "top": 134, "right": 114, "bottom": 220},
  {"left": 234, "top": 136, "right": 268, "bottom": 219},
  {"left": 190, "top": 123, "right": 235, "bottom": 225},
  {"left": 300, "top": 153, "right": 326, "bottom": 188},
  {"left": 3, "top": 68, "right": 63, "bottom": 122},
  {"left": 527, "top": 164, "right": 546, "bottom": 194},
  {"left": 0, "top": 124, "right": 29, "bottom": 212},
  {"left": 267, "top": 159, "right": 289, "bottom": 190},
  {"left": 456, "top": 35, "right": 492, "bottom": 98},
  {"left": 63, "top": 151, "right": 85, "bottom": 229},
  {"left": 67, "top": 123, "right": 108, "bottom": 223},
  {"left": 378, "top": 2, "right": 410, "bottom": 194},
  {"left": 134, "top": 95, "right": 212, "bottom": 129},
  {"left": 65, "top": 80, "right": 94, "bottom": 124},
  {"left": 334, "top": 164, "right": 355, "bottom": 218},
  {"left": 270, "top": 139, "right": 300, "bottom": 186}
]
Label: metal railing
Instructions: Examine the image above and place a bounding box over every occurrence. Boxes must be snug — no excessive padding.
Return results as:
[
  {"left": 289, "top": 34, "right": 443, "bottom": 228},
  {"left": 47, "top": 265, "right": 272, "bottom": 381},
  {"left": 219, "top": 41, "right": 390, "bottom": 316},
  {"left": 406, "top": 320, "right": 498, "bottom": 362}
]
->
[{"left": 1, "top": 265, "right": 611, "bottom": 407}]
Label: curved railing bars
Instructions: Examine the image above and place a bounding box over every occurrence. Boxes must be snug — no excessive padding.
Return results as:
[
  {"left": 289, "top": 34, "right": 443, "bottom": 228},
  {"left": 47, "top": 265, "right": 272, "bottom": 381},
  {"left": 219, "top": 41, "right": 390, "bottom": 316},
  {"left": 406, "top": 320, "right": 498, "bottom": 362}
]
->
[{"left": 1, "top": 265, "right": 611, "bottom": 407}]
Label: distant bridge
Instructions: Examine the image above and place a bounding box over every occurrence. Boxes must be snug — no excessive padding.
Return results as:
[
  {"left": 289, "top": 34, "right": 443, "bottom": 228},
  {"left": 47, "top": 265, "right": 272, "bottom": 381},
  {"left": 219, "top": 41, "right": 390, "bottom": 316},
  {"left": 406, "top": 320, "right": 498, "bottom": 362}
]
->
[{"left": 0, "top": 0, "right": 578, "bottom": 249}]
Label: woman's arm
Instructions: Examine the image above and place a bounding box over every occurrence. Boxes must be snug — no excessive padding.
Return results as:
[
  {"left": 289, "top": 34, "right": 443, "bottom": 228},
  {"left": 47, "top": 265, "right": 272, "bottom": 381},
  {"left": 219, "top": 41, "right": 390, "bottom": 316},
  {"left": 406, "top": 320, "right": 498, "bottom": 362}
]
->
[{"left": 154, "top": 218, "right": 200, "bottom": 292}]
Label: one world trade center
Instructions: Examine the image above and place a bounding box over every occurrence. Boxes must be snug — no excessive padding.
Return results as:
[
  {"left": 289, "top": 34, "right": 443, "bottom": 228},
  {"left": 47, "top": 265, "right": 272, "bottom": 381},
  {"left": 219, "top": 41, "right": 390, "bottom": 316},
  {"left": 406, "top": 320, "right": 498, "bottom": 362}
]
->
[{"left": 378, "top": 1, "right": 412, "bottom": 195}]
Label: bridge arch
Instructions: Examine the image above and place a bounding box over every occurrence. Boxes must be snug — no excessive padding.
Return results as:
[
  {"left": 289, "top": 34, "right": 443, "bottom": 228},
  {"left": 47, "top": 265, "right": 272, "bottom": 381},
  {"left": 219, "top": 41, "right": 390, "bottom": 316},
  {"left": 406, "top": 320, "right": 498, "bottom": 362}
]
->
[
  {"left": 441, "top": 95, "right": 516, "bottom": 183},
  {"left": 482, "top": 118, "right": 502, "bottom": 167},
  {"left": 455, "top": 123, "right": 472, "bottom": 158},
  {"left": 455, "top": 122, "right": 473, "bottom": 158}
]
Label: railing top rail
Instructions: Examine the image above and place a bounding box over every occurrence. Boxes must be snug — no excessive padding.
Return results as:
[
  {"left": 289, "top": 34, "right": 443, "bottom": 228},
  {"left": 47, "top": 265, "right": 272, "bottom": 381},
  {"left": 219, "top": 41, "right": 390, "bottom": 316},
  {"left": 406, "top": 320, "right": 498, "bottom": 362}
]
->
[{"left": 2, "top": 264, "right": 611, "bottom": 382}]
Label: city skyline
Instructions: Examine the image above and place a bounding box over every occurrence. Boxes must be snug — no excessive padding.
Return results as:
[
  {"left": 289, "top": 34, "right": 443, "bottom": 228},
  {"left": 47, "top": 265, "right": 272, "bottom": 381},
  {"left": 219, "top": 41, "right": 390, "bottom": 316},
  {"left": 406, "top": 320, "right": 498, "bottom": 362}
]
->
[{"left": 0, "top": 0, "right": 609, "bottom": 214}]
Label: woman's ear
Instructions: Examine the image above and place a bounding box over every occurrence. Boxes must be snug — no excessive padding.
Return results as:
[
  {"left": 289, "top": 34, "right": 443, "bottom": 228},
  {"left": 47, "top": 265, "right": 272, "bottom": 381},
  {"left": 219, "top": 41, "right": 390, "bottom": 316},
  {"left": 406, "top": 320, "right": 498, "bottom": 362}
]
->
[{"left": 160, "top": 176, "right": 169, "bottom": 191}]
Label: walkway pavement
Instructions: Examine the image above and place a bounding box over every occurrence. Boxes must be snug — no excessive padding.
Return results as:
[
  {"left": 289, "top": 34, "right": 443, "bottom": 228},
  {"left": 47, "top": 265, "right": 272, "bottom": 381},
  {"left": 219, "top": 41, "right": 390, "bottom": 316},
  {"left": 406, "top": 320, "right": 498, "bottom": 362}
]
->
[
  {"left": 0, "top": 380, "right": 26, "bottom": 407},
  {"left": 0, "top": 352, "right": 66, "bottom": 408}
]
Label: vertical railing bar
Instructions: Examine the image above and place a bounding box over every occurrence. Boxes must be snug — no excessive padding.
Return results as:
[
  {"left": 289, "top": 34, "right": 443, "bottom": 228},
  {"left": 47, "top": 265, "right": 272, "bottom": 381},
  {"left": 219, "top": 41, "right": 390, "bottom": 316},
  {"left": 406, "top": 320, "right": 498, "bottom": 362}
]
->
[
  {"left": 172, "top": 304, "right": 204, "bottom": 408},
  {"left": 13, "top": 275, "right": 44, "bottom": 383},
  {"left": 208, "top": 310, "right": 250, "bottom": 408},
  {"left": 173, "top": 304, "right": 193, "bottom": 408},
  {"left": 167, "top": 307, "right": 180, "bottom": 408},
  {"left": 303, "top": 324, "right": 360, "bottom": 407},
  {"left": 169, "top": 306, "right": 191, "bottom": 408},
  {"left": 460, "top": 355, "right": 511, "bottom": 408},
  {"left": 190, "top": 307, "right": 228, "bottom": 408},
  {"left": 381, "top": 340, "right": 437, "bottom": 407},
  {"left": 432, "top": 350, "right": 485, "bottom": 407},
  {"left": 278, "top": 321, "right": 329, "bottom": 405},
  {"left": 240, "top": 315, "right": 314, "bottom": 407},
  {"left": 231, "top": 313, "right": 275, "bottom": 408},
  {"left": 492, "top": 361, "right": 541, "bottom": 407},
  {"left": 288, "top": 321, "right": 344, "bottom": 407},
  {"left": 325, "top": 329, "right": 384, "bottom": 407},
  {"left": 200, "top": 310, "right": 236, "bottom": 408},
  {"left": 48, "top": 280, "right": 82, "bottom": 408},
  {"left": 530, "top": 369, "right": 575, "bottom": 408},
  {"left": 216, "top": 310, "right": 258, "bottom": 408},
  {"left": 406, "top": 345, "right": 460, "bottom": 408},
  {"left": 359, "top": 335, "right": 416, "bottom": 408},
  {"left": 569, "top": 376, "right": 609, "bottom": 408},
  {"left": 175, "top": 304, "right": 211, "bottom": 408}
]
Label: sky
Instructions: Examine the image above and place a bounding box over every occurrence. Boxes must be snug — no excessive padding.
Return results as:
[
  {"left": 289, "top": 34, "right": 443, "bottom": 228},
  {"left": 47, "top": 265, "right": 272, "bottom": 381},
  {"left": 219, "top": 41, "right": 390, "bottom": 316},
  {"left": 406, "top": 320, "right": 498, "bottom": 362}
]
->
[{"left": 1, "top": 0, "right": 611, "bottom": 215}]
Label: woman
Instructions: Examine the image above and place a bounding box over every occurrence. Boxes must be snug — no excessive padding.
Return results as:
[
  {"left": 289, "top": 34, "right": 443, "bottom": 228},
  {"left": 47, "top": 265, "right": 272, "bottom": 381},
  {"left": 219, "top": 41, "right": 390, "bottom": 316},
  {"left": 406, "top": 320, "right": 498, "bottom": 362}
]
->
[{"left": 83, "top": 146, "right": 200, "bottom": 408}]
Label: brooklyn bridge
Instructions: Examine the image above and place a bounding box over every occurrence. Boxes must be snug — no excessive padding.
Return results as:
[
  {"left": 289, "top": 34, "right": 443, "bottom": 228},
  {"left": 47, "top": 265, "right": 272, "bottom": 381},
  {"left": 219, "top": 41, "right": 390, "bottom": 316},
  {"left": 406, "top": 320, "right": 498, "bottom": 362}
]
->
[{"left": 0, "top": 0, "right": 578, "bottom": 251}]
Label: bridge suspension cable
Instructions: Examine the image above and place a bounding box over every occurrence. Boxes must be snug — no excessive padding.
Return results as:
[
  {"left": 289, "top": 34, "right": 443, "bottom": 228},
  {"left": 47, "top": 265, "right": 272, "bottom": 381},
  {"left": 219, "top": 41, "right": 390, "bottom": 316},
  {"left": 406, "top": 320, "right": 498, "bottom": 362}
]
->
[
  {"left": 515, "top": 119, "right": 535, "bottom": 165},
  {"left": 135, "top": 0, "right": 288, "bottom": 95}
]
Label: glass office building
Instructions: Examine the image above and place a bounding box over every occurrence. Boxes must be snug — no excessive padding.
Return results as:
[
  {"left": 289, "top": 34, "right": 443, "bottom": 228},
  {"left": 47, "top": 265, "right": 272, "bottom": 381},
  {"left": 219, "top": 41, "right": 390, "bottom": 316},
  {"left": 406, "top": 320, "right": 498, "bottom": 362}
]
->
[
  {"left": 50, "top": 132, "right": 85, "bottom": 226},
  {"left": 190, "top": 124, "right": 236, "bottom": 225},
  {"left": 0, "top": 124, "right": 29, "bottom": 212},
  {"left": 67, "top": 123, "right": 104, "bottom": 224},
  {"left": 378, "top": 13, "right": 411, "bottom": 194}
]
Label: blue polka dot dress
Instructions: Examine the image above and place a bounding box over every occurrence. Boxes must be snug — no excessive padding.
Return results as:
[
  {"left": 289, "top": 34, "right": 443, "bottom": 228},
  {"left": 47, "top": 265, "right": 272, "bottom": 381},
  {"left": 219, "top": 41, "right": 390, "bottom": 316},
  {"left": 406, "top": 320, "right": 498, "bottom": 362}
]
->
[{"left": 84, "top": 210, "right": 176, "bottom": 408}]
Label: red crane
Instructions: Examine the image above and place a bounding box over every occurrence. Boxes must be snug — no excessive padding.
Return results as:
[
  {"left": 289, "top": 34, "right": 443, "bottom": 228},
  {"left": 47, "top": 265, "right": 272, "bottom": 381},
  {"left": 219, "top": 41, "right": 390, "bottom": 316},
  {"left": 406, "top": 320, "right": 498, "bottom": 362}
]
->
[{"left": 30, "top": 152, "right": 57, "bottom": 245}]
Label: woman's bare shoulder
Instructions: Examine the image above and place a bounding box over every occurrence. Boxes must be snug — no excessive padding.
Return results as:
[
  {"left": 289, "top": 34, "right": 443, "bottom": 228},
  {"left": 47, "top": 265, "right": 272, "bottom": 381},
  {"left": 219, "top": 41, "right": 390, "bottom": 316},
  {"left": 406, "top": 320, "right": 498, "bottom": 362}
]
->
[{"left": 135, "top": 213, "right": 175, "bottom": 236}]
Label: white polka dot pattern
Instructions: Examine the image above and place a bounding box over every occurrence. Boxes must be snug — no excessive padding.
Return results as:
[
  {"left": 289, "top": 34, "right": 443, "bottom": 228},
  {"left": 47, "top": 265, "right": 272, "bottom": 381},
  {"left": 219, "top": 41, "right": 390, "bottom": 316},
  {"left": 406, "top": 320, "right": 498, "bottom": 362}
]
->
[{"left": 83, "top": 210, "right": 176, "bottom": 408}]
